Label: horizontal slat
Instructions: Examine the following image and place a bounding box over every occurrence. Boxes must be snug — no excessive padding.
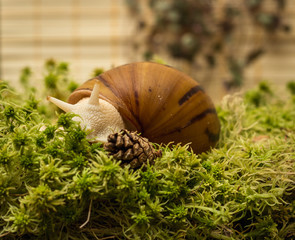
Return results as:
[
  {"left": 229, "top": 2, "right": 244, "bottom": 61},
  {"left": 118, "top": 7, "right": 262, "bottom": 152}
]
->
[
  {"left": 1, "top": 34, "right": 130, "bottom": 42},
  {"left": 1, "top": 0, "right": 111, "bottom": 7},
  {"left": 2, "top": 7, "right": 118, "bottom": 19}
]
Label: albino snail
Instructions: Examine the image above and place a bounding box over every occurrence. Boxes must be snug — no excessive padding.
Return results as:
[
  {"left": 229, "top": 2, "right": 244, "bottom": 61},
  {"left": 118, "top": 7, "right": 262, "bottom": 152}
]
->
[{"left": 47, "top": 62, "right": 220, "bottom": 154}]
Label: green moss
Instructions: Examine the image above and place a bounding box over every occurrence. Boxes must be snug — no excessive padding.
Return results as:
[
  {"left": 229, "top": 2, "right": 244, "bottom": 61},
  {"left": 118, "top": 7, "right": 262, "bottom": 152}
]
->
[{"left": 0, "top": 72, "right": 294, "bottom": 239}]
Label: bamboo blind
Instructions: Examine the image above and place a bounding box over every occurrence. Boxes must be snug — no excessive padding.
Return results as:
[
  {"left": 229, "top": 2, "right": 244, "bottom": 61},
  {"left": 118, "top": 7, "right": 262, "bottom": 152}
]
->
[
  {"left": 1, "top": 0, "right": 295, "bottom": 101},
  {"left": 0, "top": 0, "right": 134, "bottom": 87}
]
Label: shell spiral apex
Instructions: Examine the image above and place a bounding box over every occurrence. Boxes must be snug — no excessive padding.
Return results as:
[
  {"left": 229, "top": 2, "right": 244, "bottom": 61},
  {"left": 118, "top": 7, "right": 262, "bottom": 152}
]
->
[{"left": 48, "top": 62, "right": 220, "bottom": 154}]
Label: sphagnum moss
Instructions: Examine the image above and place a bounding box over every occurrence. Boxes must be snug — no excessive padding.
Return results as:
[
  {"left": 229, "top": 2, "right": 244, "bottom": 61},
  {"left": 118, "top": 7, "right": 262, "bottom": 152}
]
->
[{"left": 0, "top": 79, "right": 294, "bottom": 240}]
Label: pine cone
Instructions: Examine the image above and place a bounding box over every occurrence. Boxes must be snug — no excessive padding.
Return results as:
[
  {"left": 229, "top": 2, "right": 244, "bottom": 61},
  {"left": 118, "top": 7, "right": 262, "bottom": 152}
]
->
[{"left": 103, "top": 129, "right": 162, "bottom": 169}]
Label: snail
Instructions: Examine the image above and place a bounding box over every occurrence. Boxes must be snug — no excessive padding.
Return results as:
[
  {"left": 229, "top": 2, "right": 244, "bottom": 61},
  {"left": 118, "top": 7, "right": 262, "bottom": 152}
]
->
[{"left": 47, "top": 62, "right": 220, "bottom": 154}]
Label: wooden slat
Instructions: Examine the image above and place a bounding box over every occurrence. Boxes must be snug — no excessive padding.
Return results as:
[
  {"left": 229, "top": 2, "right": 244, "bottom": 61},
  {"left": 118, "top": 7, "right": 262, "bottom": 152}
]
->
[{"left": 0, "top": 0, "right": 134, "bottom": 88}]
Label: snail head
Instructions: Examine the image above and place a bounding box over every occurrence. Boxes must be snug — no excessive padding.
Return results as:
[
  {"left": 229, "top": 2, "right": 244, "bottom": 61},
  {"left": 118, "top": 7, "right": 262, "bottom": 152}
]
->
[{"left": 47, "top": 83, "right": 125, "bottom": 142}]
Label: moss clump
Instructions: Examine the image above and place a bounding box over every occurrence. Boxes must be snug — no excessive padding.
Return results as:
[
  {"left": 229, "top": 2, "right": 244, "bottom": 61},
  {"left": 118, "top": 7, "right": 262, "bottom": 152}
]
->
[{"left": 0, "top": 77, "right": 294, "bottom": 239}]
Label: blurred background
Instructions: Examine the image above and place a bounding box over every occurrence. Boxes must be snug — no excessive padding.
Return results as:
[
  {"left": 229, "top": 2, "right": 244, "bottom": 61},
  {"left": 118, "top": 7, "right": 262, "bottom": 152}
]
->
[{"left": 0, "top": 0, "right": 294, "bottom": 102}]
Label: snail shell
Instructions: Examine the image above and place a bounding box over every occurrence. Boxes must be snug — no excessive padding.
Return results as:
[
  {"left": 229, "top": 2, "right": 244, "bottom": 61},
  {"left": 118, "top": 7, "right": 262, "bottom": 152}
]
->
[{"left": 66, "top": 62, "right": 220, "bottom": 154}]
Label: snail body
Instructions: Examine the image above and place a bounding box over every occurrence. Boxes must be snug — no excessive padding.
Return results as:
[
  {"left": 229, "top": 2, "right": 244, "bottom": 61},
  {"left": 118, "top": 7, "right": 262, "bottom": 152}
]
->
[{"left": 48, "top": 62, "right": 220, "bottom": 154}]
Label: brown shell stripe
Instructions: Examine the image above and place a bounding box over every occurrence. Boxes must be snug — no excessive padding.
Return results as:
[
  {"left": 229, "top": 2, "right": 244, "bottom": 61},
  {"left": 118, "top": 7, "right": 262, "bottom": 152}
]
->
[
  {"left": 205, "top": 127, "right": 220, "bottom": 143},
  {"left": 178, "top": 85, "right": 204, "bottom": 106},
  {"left": 97, "top": 75, "right": 111, "bottom": 88},
  {"left": 156, "top": 107, "right": 218, "bottom": 137},
  {"left": 74, "top": 87, "right": 92, "bottom": 92},
  {"left": 98, "top": 74, "right": 140, "bottom": 110}
]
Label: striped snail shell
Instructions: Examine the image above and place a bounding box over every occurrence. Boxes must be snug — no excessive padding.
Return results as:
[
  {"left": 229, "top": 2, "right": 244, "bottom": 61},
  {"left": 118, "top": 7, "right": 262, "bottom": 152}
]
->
[{"left": 48, "top": 62, "right": 220, "bottom": 154}]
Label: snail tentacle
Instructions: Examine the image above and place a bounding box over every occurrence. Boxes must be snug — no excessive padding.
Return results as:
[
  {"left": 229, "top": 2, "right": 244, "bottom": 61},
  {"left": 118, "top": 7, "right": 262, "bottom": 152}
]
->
[
  {"left": 88, "top": 83, "right": 100, "bottom": 106},
  {"left": 47, "top": 96, "right": 74, "bottom": 112}
]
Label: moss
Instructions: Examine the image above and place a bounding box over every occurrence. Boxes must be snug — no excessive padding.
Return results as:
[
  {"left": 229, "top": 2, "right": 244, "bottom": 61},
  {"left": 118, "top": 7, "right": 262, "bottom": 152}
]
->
[{"left": 0, "top": 71, "right": 294, "bottom": 239}]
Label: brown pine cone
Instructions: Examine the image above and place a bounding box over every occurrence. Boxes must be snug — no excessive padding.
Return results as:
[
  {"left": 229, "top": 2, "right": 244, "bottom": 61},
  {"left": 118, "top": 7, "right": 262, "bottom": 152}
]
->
[{"left": 103, "top": 129, "right": 162, "bottom": 169}]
